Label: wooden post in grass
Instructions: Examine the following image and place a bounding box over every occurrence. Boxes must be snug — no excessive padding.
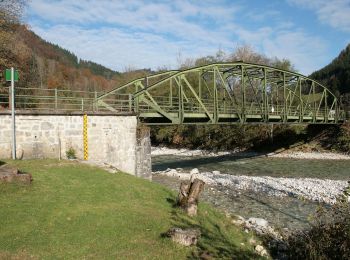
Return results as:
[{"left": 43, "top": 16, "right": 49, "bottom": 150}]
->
[{"left": 177, "top": 178, "right": 205, "bottom": 217}]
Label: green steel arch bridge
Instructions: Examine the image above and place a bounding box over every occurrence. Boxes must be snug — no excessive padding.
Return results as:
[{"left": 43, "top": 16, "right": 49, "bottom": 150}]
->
[
  {"left": 95, "top": 62, "right": 346, "bottom": 125},
  {"left": 2, "top": 62, "right": 346, "bottom": 125}
]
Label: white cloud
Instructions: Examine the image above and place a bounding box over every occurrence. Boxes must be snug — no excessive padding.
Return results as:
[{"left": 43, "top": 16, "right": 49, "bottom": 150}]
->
[
  {"left": 262, "top": 30, "right": 328, "bottom": 74},
  {"left": 27, "top": 0, "right": 240, "bottom": 70},
  {"left": 27, "top": 0, "right": 333, "bottom": 75},
  {"left": 288, "top": 0, "right": 350, "bottom": 32},
  {"left": 224, "top": 24, "right": 328, "bottom": 74},
  {"left": 30, "top": 23, "right": 220, "bottom": 71}
]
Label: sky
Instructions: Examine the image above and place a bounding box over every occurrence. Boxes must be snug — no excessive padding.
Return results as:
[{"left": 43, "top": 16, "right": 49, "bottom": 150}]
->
[{"left": 26, "top": 0, "right": 350, "bottom": 75}]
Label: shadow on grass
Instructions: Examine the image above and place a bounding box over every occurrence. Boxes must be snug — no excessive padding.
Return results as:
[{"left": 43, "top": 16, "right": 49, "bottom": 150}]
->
[
  {"left": 168, "top": 207, "right": 263, "bottom": 260},
  {"left": 166, "top": 197, "right": 178, "bottom": 208},
  {"left": 0, "top": 161, "right": 5, "bottom": 167}
]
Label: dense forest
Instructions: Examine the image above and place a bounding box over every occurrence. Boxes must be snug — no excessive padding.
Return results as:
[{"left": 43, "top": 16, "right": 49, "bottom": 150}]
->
[{"left": 310, "top": 44, "right": 350, "bottom": 110}]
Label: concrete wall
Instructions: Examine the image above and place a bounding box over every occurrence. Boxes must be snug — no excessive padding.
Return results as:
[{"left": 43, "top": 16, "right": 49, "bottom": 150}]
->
[{"left": 0, "top": 114, "right": 151, "bottom": 178}]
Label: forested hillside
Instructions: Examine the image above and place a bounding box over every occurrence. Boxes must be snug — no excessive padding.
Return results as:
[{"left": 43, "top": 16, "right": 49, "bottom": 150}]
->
[
  {"left": 310, "top": 44, "right": 350, "bottom": 109},
  {"left": 0, "top": 25, "right": 119, "bottom": 92},
  {"left": 0, "top": 2, "right": 151, "bottom": 94}
]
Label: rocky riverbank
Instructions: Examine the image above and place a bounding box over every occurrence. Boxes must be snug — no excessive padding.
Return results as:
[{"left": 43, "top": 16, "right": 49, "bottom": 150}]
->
[
  {"left": 152, "top": 146, "right": 350, "bottom": 160},
  {"left": 151, "top": 146, "right": 236, "bottom": 157},
  {"left": 270, "top": 151, "right": 350, "bottom": 160},
  {"left": 153, "top": 168, "right": 348, "bottom": 204}
]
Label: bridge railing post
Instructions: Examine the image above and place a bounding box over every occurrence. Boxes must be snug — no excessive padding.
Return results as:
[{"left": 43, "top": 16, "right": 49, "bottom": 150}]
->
[
  {"left": 263, "top": 68, "right": 268, "bottom": 122},
  {"left": 129, "top": 94, "right": 132, "bottom": 112},
  {"left": 55, "top": 88, "right": 58, "bottom": 111},
  {"left": 94, "top": 91, "right": 98, "bottom": 112},
  {"left": 283, "top": 72, "right": 287, "bottom": 123},
  {"left": 324, "top": 90, "right": 328, "bottom": 123},
  {"left": 241, "top": 65, "right": 246, "bottom": 123},
  {"left": 134, "top": 95, "right": 139, "bottom": 114},
  {"left": 299, "top": 78, "right": 303, "bottom": 123}
]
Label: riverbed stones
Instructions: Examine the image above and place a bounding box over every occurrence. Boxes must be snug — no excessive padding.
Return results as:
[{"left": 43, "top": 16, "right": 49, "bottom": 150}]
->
[
  {"left": 152, "top": 146, "right": 350, "bottom": 160},
  {"left": 248, "top": 237, "right": 257, "bottom": 246},
  {"left": 165, "top": 168, "right": 178, "bottom": 174},
  {"left": 154, "top": 168, "right": 348, "bottom": 204},
  {"left": 246, "top": 218, "right": 269, "bottom": 229},
  {"left": 255, "top": 245, "right": 268, "bottom": 257},
  {"left": 231, "top": 215, "right": 245, "bottom": 226},
  {"left": 190, "top": 168, "right": 199, "bottom": 174}
]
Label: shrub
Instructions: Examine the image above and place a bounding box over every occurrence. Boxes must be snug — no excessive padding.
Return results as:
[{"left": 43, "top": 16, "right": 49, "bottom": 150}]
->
[
  {"left": 66, "top": 147, "right": 76, "bottom": 159},
  {"left": 284, "top": 183, "right": 350, "bottom": 259},
  {"left": 334, "top": 122, "right": 350, "bottom": 153}
]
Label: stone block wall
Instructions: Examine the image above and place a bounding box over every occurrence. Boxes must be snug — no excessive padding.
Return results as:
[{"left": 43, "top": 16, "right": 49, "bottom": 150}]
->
[
  {"left": 136, "top": 126, "right": 152, "bottom": 180},
  {"left": 0, "top": 114, "right": 151, "bottom": 177}
]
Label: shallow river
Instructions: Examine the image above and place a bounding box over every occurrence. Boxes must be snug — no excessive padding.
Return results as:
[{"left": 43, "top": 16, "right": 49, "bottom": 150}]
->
[{"left": 152, "top": 154, "right": 350, "bottom": 230}]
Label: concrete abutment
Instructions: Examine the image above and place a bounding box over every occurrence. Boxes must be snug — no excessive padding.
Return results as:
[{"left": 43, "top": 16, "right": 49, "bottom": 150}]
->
[{"left": 0, "top": 113, "right": 152, "bottom": 179}]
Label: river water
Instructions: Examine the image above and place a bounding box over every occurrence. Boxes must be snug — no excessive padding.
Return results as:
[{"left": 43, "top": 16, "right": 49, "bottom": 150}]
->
[{"left": 152, "top": 154, "right": 350, "bottom": 230}]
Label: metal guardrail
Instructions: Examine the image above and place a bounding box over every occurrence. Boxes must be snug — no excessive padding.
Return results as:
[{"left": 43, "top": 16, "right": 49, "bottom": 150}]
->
[{"left": 0, "top": 87, "right": 132, "bottom": 112}]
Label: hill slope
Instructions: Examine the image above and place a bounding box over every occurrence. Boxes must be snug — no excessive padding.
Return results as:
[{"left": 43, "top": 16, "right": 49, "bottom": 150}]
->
[
  {"left": 0, "top": 23, "right": 120, "bottom": 92},
  {"left": 1, "top": 24, "right": 156, "bottom": 96},
  {"left": 310, "top": 44, "right": 350, "bottom": 108}
]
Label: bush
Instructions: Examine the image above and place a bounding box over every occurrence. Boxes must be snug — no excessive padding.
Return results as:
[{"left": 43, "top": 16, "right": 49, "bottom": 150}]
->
[
  {"left": 151, "top": 124, "right": 310, "bottom": 152},
  {"left": 334, "top": 122, "right": 350, "bottom": 153},
  {"left": 284, "top": 183, "right": 350, "bottom": 260},
  {"left": 66, "top": 147, "right": 76, "bottom": 159}
]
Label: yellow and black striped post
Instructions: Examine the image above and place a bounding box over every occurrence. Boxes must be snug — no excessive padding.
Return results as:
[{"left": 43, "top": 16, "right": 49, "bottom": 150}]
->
[{"left": 83, "top": 114, "right": 88, "bottom": 160}]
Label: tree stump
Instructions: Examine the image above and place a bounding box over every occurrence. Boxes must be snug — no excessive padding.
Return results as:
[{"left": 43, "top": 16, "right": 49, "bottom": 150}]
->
[
  {"left": 166, "top": 227, "right": 201, "bottom": 246},
  {"left": 177, "top": 178, "right": 205, "bottom": 216}
]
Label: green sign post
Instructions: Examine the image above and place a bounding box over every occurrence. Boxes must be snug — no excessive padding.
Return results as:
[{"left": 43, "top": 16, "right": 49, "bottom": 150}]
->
[
  {"left": 5, "top": 69, "right": 19, "bottom": 82},
  {"left": 5, "top": 68, "right": 18, "bottom": 160}
]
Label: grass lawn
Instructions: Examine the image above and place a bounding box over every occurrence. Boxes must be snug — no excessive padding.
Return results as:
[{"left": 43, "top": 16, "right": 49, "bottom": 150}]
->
[{"left": 0, "top": 160, "right": 264, "bottom": 259}]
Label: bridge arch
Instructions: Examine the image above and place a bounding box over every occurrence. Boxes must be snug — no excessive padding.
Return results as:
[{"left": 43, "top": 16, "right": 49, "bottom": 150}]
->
[{"left": 97, "top": 62, "right": 345, "bottom": 125}]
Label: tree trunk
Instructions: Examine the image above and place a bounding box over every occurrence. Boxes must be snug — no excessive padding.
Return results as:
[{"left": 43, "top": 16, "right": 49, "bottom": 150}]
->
[{"left": 177, "top": 178, "right": 205, "bottom": 216}]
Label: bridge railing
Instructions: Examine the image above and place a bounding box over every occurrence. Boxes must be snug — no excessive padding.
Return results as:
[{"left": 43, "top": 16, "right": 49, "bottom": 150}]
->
[
  {"left": 0, "top": 85, "right": 345, "bottom": 123},
  {"left": 0, "top": 86, "right": 131, "bottom": 113}
]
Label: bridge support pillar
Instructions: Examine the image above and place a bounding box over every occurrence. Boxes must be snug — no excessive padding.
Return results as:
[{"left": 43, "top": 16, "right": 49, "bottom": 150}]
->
[{"left": 135, "top": 125, "right": 152, "bottom": 180}]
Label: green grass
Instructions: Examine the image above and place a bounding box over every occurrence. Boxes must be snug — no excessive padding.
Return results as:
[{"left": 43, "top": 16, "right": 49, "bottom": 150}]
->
[
  {"left": 0, "top": 160, "right": 263, "bottom": 259},
  {"left": 301, "top": 92, "right": 323, "bottom": 103}
]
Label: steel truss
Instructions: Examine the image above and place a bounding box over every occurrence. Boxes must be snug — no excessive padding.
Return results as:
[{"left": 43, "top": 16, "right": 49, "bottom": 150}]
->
[{"left": 96, "top": 62, "right": 346, "bottom": 125}]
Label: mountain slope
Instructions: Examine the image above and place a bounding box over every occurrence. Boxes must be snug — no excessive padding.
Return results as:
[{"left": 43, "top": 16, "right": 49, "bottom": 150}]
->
[
  {"left": 310, "top": 44, "right": 350, "bottom": 97},
  {"left": 17, "top": 25, "right": 120, "bottom": 91},
  {"left": 0, "top": 23, "right": 155, "bottom": 96}
]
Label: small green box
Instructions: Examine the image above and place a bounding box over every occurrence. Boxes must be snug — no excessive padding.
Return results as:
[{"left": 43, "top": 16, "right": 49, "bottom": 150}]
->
[{"left": 5, "top": 69, "right": 19, "bottom": 82}]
